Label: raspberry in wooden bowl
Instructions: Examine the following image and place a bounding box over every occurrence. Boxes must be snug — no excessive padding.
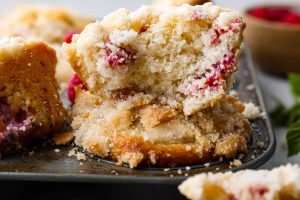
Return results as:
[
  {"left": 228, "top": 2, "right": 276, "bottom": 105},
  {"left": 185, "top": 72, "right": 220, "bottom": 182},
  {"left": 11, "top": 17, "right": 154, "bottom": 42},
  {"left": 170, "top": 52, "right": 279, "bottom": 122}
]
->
[{"left": 244, "top": 5, "right": 300, "bottom": 74}]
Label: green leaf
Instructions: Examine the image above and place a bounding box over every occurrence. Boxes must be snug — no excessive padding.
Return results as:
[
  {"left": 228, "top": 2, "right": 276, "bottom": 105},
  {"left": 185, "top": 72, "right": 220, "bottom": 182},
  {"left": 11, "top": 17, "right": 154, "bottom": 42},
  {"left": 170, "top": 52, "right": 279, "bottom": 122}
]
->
[
  {"left": 270, "top": 103, "right": 300, "bottom": 126},
  {"left": 288, "top": 73, "right": 300, "bottom": 103},
  {"left": 270, "top": 103, "right": 289, "bottom": 126},
  {"left": 287, "top": 119, "right": 300, "bottom": 156}
]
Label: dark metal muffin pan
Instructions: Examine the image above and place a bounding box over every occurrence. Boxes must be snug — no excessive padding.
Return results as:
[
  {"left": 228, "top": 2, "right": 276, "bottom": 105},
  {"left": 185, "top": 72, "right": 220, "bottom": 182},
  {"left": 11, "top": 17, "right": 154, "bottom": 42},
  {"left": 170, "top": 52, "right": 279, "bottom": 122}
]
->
[{"left": 0, "top": 47, "right": 276, "bottom": 184}]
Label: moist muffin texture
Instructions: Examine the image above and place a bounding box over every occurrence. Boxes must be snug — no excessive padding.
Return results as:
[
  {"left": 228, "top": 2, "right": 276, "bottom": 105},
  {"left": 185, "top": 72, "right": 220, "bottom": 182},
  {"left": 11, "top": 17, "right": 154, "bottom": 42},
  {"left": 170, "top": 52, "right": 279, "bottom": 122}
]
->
[
  {"left": 72, "top": 89, "right": 251, "bottom": 168},
  {"left": 179, "top": 164, "right": 300, "bottom": 200},
  {"left": 0, "top": 37, "right": 68, "bottom": 156},
  {"left": 64, "top": 3, "right": 245, "bottom": 115},
  {"left": 65, "top": 3, "right": 251, "bottom": 168},
  {"left": 0, "top": 4, "right": 92, "bottom": 83}
]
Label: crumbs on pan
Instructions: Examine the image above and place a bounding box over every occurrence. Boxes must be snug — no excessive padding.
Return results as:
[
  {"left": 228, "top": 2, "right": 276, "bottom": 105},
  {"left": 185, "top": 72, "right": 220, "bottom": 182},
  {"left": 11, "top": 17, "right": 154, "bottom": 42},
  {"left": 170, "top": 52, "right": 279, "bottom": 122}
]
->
[
  {"left": 230, "top": 159, "right": 242, "bottom": 167},
  {"left": 204, "top": 162, "right": 210, "bottom": 167},
  {"left": 246, "top": 84, "right": 255, "bottom": 90},
  {"left": 177, "top": 169, "right": 183, "bottom": 175},
  {"left": 243, "top": 102, "right": 261, "bottom": 119},
  {"left": 68, "top": 147, "right": 87, "bottom": 161},
  {"left": 229, "top": 90, "right": 238, "bottom": 97},
  {"left": 54, "top": 149, "right": 61, "bottom": 153}
]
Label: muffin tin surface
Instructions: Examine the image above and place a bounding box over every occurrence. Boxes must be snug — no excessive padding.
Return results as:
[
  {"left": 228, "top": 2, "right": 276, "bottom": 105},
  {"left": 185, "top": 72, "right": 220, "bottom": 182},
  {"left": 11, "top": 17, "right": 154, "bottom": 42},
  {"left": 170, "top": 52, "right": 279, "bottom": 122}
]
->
[{"left": 0, "top": 47, "right": 275, "bottom": 184}]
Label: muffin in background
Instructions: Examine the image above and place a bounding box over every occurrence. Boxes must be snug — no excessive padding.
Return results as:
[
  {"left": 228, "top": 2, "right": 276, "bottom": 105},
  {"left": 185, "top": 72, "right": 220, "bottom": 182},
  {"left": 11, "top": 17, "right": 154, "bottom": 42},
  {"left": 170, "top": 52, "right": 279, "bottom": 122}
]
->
[
  {"left": 0, "top": 37, "right": 68, "bottom": 156},
  {"left": 0, "top": 4, "right": 93, "bottom": 83},
  {"left": 154, "top": 0, "right": 210, "bottom": 6}
]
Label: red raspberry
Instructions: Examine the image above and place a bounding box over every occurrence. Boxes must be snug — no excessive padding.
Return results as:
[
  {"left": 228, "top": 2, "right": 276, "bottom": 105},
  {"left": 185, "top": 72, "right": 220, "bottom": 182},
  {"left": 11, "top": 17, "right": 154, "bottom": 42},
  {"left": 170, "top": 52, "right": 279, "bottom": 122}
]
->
[
  {"left": 65, "top": 31, "right": 80, "bottom": 44},
  {"left": 103, "top": 43, "right": 137, "bottom": 69},
  {"left": 211, "top": 18, "right": 243, "bottom": 45},
  {"left": 282, "top": 12, "right": 300, "bottom": 25},
  {"left": 112, "top": 88, "right": 136, "bottom": 101},
  {"left": 267, "top": 7, "right": 289, "bottom": 21},
  {"left": 205, "top": 72, "right": 220, "bottom": 88},
  {"left": 249, "top": 186, "right": 269, "bottom": 198},
  {"left": 249, "top": 7, "right": 268, "bottom": 20},
  {"left": 229, "top": 194, "right": 237, "bottom": 200},
  {"left": 67, "top": 73, "right": 87, "bottom": 103}
]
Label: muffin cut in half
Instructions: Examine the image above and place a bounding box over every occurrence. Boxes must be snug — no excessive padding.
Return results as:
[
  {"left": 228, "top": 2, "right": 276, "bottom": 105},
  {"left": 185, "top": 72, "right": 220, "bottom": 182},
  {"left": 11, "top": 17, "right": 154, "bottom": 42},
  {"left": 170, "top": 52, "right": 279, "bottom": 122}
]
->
[
  {"left": 65, "top": 3, "right": 250, "bottom": 168},
  {"left": 179, "top": 164, "right": 300, "bottom": 200},
  {"left": 0, "top": 37, "right": 68, "bottom": 156},
  {"left": 0, "top": 4, "right": 92, "bottom": 83},
  {"left": 64, "top": 2, "right": 245, "bottom": 115},
  {"left": 72, "top": 89, "right": 251, "bottom": 168}
]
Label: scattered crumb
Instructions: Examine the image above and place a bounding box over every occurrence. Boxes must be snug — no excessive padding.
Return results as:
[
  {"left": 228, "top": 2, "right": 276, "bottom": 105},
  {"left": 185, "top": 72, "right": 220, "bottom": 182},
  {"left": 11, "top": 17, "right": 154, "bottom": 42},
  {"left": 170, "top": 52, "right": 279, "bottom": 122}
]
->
[
  {"left": 232, "top": 159, "right": 242, "bottom": 167},
  {"left": 204, "top": 162, "right": 210, "bottom": 167},
  {"left": 256, "top": 141, "right": 265, "bottom": 148},
  {"left": 216, "top": 167, "right": 220, "bottom": 171},
  {"left": 184, "top": 173, "right": 189, "bottom": 177},
  {"left": 243, "top": 102, "right": 261, "bottom": 119},
  {"left": 186, "top": 166, "right": 191, "bottom": 171},
  {"left": 54, "top": 149, "right": 61, "bottom": 153},
  {"left": 260, "top": 112, "right": 267, "bottom": 119},
  {"left": 79, "top": 170, "right": 84, "bottom": 173},
  {"left": 115, "top": 173, "right": 119, "bottom": 176},
  {"left": 177, "top": 169, "right": 183, "bottom": 175},
  {"left": 246, "top": 84, "right": 255, "bottom": 90},
  {"left": 80, "top": 162, "right": 83, "bottom": 166},
  {"left": 229, "top": 90, "right": 238, "bottom": 97},
  {"left": 111, "top": 170, "right": 116, "bottom": 174},
  {"left": 164, "top": 168, "right": 170, "bottom": 172},
  {"left": 27, "top": 63, "right": 32, "bottom": 66},
  {"left": 76, "top": 152, "right": 87, "bottom": 161},
  {"left": 170, "top": 174, "right": 174, "bottom": 178},
  {"left": 68, "top": 147, "right": 86, "bottom": 161},
  {"left": 53, "top": 132, "right": 75, "bottom": 145},
  {"left": 68, "top": 147, "right": 77, "bottom": 157}
]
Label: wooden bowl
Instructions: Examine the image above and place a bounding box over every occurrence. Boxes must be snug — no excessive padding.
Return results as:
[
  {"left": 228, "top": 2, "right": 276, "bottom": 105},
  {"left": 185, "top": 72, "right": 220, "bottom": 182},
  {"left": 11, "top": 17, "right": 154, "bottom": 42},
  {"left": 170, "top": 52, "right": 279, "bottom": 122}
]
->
[{"left": 244, "top": 6, "right": 300, "bottom": 74}]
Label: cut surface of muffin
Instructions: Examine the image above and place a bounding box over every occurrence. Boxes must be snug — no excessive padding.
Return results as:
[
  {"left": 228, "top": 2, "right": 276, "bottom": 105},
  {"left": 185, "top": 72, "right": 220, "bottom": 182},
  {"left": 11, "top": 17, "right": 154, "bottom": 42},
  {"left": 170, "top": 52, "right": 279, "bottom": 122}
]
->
[
  {"left": 71, "top": 89, "right": 251, "bottom": 168},
  {"left": 0, "top": 37, "right": 68, "bottom": 155},
  {"left": 179, "top": 164, "right": 300, "bottom": 200},
  {"left": 64, "top": 3, "right": 245, "bottom": 115},
  {"left": 0, "top": 4, "right": 92, "bottom": 83}
]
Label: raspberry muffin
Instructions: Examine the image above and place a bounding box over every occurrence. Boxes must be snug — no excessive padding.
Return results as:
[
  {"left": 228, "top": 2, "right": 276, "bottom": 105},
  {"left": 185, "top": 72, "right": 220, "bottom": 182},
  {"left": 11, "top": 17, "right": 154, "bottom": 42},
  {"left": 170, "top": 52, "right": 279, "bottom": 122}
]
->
[
  {"left": 0, "top": 37, "right": 68, "bottom": 156},
  {"left": 65, "top": 3, "right": 250, "bottom": 168},
  {"left": 0, "top": 4, "right": 92, "bottom": 83},
  {"left": 179, "top": 164, "right": 300, "bottom": 200},
  {"left": 64, "top": 3, "right": 245, "bottom": 115},
  {"left": 154, "top": 0, "right": 210, "bottom": 7},
  {"left": 71, "top": 89, "right": 251, "bottom": 168}
]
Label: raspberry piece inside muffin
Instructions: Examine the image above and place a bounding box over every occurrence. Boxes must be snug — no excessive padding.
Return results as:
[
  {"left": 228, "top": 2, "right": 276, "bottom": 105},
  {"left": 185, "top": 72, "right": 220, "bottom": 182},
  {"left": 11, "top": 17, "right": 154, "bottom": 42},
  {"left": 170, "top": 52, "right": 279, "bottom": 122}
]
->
[
  {"left": 67, "top": 73, "right": 87, "bottom": 103},
  {"left": 64, "top": 3, "right": 245, "bottom": 115},
  {"left": 103, "top": 43, "right": 137, "bottom": 68}
]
